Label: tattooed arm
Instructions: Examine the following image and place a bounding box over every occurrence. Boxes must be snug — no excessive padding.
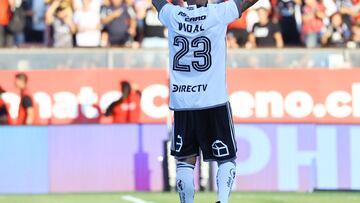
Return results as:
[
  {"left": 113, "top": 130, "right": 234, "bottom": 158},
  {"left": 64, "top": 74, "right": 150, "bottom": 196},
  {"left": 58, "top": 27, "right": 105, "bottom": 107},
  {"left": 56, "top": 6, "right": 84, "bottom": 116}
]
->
[
  {"left": 234, "top": 0, "right": 259, "bottom": 15},
  {"left": 152, "top": 0, "right": 168, "bottom": 12}
]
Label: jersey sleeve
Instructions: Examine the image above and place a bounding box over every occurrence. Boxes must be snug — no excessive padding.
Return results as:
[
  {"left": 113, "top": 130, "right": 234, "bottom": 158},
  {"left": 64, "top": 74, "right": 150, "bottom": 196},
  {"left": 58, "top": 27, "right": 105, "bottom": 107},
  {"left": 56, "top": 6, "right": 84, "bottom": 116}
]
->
[
  {"left": 158, "top": 3, "right": 176, "bottom": 27},
  {"left": 215, "top": 0, "right": 241, "bottom": 25},
  {"left": 105, "top": 101, "right": 118, "bottom": 116}
]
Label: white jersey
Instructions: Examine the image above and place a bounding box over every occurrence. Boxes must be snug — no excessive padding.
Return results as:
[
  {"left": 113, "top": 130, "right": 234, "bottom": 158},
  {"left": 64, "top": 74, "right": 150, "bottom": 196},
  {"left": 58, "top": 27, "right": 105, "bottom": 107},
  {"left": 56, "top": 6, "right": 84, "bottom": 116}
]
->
[{"left": 158, "top": 1, "right": 240, "bottom": 110}]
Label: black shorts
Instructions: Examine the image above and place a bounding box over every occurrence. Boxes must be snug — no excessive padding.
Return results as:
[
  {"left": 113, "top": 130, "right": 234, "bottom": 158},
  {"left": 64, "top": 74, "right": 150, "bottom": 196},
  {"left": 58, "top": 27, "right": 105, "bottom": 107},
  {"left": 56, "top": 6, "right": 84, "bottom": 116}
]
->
[{"left": 171, "top": 102, "right": 237, "bottom": 162}]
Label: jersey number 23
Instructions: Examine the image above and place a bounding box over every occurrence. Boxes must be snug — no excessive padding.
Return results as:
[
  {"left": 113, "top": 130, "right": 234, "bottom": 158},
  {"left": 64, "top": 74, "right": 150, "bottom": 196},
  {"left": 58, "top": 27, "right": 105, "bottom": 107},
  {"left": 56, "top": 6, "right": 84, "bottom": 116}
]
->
[{"left": 173, "top": 36, "right": 212, "bottom": 72}]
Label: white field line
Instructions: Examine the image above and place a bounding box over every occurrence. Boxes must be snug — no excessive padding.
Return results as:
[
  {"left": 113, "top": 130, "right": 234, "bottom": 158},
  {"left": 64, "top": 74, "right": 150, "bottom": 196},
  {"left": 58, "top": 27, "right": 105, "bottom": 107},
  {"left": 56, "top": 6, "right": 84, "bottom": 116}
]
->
[{"left": 121, "top": 195, "right": 156, "bottom": 203}]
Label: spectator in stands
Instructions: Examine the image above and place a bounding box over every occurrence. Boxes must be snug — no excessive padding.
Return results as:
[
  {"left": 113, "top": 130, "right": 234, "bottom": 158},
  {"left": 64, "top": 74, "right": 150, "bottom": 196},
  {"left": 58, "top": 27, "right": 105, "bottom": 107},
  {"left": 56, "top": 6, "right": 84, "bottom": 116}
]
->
[
  {"left": 26, "top": 0, "right": 46, "bottom": 44},
  {"left": 14, "top": 73, "right": 34, "bottom": 125},
  {"left": 101, "top": 0, "right": 137, "bottom": 47},
  {"left": 321, "top": 12, "right": 351, "bottom": 47},
  {"left": 227, "top": 10, "right": 248, "bottom": 47},
  {"left": 275, "top": 0, "right": 302, "bottom": 46},
  {"left": 301, "top": 0, "right": 326, "bottom": 48},
  {"left": 125, "top": 0, "right": 139, "bottom": 47},
  {"left": 73, "top": 0, "right": 101, "bottom": 10},
  {"left": 0, "top": 0, "right": 14, "bottom": 47},
  {"left": 22, "top": 0, "right": 33, "bottom": 43},
  {"left": 141, "top": 5, "right": 167, "bottom": 48},
  {"left": 336, "top": 0, "right": 357, "bottom": 29},
  {"left": 245, "top": 0, "right": 271, "bottom": 38},
  {"left": 323, "top": 0, "right": 358, "bottom": 28},
  {"left": 246, "top": 7, "right": 284, "bottom": 48},
  {"left": 105, "top": 81, "right": 141, "bottom": 123},
  {"left": 133, "top": 0, "right": 149, "bottom": 45},
  {"left": 100, "top": 0, "right": 110, "bottom": 47},
  {"left": 73, "top": 0, "right": 101, "bottom": 47},
  {"left": 227, "top": 32, "right": 240, "bottom": 48},
  {"left": 347, "top": 22, "right": 360, "bottom": 48},
  {"left": 45, "top": 0, "right": 76, "bottom": 47},
  {"left": 8, "top": 0, "right": 27, "bottom": 47},
  {"left": 0, "top": 86, "right": 10, "bottom": 125}
]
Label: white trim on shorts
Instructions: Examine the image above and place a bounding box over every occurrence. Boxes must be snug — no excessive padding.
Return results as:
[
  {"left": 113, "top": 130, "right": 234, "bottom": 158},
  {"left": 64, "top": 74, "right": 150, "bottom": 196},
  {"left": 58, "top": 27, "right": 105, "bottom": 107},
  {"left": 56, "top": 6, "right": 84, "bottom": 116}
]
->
[{"left": 226, "top": 102, "right": 237, "bottom": 152}]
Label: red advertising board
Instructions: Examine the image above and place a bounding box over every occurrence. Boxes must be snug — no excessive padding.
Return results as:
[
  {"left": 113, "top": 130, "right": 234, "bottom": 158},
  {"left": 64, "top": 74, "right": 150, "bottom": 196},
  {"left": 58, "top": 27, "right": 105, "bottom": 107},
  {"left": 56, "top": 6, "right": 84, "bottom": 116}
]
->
[{"left": 0, "top": 69, "right": 359, "bottom": 124}]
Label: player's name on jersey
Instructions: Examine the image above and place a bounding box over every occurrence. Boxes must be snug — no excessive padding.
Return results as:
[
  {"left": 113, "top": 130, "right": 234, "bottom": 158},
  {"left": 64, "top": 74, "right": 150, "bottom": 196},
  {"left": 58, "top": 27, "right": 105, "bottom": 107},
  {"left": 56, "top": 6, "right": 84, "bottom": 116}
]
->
[
  {"left": 172, "top": 84, "right": 208, "bottom": 93},
  {"left": 178, "top": 23, "right": 205, "bottom": 33}
]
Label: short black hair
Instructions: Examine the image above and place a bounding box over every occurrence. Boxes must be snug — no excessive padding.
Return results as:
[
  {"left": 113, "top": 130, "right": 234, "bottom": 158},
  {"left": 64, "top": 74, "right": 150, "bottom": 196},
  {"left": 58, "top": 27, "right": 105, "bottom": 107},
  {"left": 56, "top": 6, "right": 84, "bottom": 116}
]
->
[
  {"left": 120, "top": 81, "right": 131, "bottom": 91},
  {"left": 15, "top": 73, "right": 28, "bottom": 83}
]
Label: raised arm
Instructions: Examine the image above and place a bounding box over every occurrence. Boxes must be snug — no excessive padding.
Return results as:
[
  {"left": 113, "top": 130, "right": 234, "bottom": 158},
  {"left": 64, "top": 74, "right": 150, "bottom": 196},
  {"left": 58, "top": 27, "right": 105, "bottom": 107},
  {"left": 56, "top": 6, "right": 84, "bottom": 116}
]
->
[
  {"left": 45, "top": 0, "right": 61, "bottom": 25},
  {"left": 234, "top": 0, "right": 259, "bottom": 14},
  {"left": 218, "top": 0, "right": 259, "bottom": 22},
  {"left": 152, "top": 0, "right": 168, "bottom": 12}
]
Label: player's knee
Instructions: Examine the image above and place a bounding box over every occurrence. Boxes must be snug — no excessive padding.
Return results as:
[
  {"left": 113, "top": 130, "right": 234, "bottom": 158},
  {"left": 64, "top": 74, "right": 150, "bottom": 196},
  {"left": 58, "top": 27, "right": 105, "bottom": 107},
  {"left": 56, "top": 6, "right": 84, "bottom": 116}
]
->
[
  {"left": 177, "top": 156, "right": 197, "bottom": 166},
  {"left": 217, "top": 159, "right": 236, "bottom": 167}
]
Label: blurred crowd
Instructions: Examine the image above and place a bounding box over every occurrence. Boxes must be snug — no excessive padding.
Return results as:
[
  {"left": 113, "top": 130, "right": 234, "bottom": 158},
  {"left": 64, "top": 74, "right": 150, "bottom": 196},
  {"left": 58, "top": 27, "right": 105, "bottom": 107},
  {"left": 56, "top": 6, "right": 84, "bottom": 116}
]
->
[{"left": 0, "top": 0, "right": 359, "bottom": 48}]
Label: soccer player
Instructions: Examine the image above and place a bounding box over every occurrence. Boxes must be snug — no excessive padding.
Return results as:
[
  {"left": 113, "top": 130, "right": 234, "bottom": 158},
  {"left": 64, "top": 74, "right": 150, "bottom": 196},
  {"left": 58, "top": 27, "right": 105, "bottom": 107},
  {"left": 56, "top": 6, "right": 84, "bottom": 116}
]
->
[
  {"left": 105, "top": 81, "right": 141, "bottom": 123},
  {"left": 152, "top": 0, "right": 258, "bottom": 202}
]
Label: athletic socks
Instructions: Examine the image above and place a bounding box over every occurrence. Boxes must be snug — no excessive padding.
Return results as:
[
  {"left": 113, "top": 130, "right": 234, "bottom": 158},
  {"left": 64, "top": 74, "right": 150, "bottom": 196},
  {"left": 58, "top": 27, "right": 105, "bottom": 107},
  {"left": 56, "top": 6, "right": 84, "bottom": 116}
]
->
[
  {"left": 176, "top": 162, "right": 195, "bottom": 203},
  {"left": 176, "top": 161, "right": 235, "bottom": 203},
  {"left": 216, "top": 161, "right": 236, "bottom": 203}
]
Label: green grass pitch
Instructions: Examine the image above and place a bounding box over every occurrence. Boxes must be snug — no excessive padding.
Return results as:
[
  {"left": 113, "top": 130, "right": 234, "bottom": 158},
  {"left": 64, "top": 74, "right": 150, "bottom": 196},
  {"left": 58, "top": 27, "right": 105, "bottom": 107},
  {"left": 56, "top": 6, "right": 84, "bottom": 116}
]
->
[{"left": 1, "top": 192, "right": 360, "bottom": 203}]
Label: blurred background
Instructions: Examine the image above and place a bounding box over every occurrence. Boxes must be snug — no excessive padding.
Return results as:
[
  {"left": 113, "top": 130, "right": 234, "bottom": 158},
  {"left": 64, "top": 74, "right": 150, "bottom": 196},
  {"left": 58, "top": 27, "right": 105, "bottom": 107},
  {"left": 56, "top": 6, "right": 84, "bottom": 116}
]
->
[{"left": 0, "top": 0, "right": 360, "bottom": 200}]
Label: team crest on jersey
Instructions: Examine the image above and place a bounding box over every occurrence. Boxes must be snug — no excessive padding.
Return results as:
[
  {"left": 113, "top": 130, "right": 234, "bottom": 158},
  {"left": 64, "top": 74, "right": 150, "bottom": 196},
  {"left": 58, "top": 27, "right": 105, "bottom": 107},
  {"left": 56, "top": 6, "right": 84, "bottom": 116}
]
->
[
  {"left": 212, "top": 140, "right": 229, "bottom": 157},
  {"left": 178, "top": 11, "right": 187, "bottom": 17}
]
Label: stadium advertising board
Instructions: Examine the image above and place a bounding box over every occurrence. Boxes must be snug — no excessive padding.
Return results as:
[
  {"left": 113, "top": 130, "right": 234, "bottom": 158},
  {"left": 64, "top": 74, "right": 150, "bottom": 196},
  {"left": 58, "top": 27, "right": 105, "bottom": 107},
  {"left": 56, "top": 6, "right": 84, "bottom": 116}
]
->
[
  {"left": 0, "top": 124, "right": 359, "bottom": 193},
  {"left": 0, "top": 69, "right": 360, "bottom": 124}
]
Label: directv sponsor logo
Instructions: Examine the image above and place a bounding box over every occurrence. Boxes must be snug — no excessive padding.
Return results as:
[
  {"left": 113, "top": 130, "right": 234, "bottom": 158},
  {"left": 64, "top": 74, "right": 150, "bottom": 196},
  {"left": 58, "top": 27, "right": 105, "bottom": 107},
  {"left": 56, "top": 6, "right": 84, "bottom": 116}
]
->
[{"left": 172, "top": 84, "right": 208, "bottom": 93}]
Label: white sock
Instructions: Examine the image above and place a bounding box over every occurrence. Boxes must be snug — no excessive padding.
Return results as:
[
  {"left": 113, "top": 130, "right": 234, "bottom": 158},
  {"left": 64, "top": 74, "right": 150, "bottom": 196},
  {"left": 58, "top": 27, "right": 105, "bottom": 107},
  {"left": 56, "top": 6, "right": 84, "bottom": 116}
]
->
[
  {"left": 176, "top": 162, "right": 195, "bottom": 203},
  {"left": 216, "top": 161, "right": 236, "bottom": 203}
]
